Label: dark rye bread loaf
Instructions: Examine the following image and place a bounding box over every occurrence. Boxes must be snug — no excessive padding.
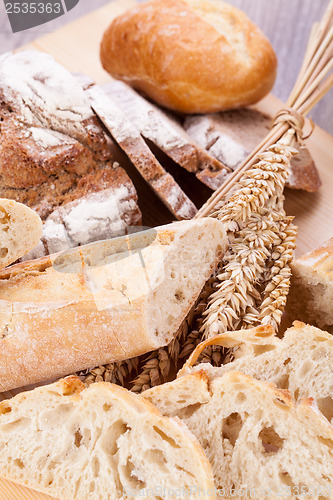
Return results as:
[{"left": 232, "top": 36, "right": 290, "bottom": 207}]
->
[{"left": 0, "top": 50, "right": 141, "bottom": 235}]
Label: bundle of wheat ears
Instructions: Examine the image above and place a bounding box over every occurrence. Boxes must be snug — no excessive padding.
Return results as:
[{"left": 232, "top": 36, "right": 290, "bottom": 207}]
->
[{"left": 83, "top": 0, "right": 333, "bottom": 392}]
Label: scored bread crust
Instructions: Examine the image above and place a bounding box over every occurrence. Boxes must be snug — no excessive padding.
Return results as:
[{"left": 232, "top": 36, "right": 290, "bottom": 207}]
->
[
  {"left": 0, "top": 218, "right": 227, "bottom": 392},
  {"left": 0, "top": 199, "right": 42, "bottom": 270},
  {"left": 0, "top": 377, "right": 216, "bottom": 499},
  {"left": 100, "top": 0, "right": 277, "bottom": 113},
  {"left": 144, "top": 370, "right": 333, "bottom": 498}
]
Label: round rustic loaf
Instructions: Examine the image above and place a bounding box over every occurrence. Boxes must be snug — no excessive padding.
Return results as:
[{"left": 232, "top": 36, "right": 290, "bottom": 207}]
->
[{"left": 100, "top": 0, "right": 277, "bottom": 114}]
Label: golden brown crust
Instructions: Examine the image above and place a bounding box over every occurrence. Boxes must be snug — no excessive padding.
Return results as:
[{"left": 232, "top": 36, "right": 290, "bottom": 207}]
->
[{"left": 100, "top": 0, "right": 277, "bottom": 113}]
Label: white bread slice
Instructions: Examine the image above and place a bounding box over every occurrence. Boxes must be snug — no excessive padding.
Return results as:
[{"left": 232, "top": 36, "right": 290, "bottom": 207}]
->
[
  {"left": 286, "top": 238, "right": 333, "bottom": 331},
  {"left": 0, "top": 377, "right": 215, "bottom": 499},
  {"left": 144, "top": 370, "right": 333, "bottom": 497},
  {"left": 0, "top": 198, "right": 42, "bottom": 270},
  {"left": 176, "top": 322, "right": 333, "bottom": 423},
  {"left": 0, "top": 217, "right": 227, "bottom": 392}
]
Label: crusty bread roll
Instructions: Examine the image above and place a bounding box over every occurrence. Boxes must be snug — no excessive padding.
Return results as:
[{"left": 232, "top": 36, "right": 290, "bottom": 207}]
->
[
  {"left": 0, "top": 377, "right": 215, "bottom": 499},
  {"left": 0, "top": 218, "right": 226, "bottom": 392},
  {"left": 144, "top": 370, "right": 333, "bottom": 496},
  {"left": 0, "top": 199, "right": 42, "bottom": 270},
  {"left": 286, "top": 237, "right": 333, "bottom": 332},
  {"left": 100, "top": 0, "right": 277, "bottom": 114},
  {"left": 178, "top": 322, "right": 333, "bottom": 423}
]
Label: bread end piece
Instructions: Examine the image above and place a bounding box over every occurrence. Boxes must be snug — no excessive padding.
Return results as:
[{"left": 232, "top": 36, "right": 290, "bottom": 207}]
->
[{"left": 0, "top": 199, "right": 42, "bottom": 270}]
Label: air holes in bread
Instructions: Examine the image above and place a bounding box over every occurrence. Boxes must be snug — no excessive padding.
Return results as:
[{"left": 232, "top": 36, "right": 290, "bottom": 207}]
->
[
  {"left": 299, "top": 359, "right": 315, "bottom": 377},
  {"left": 252, "top": 344, "right": 276, "bottom": 356},
  {"left": 145, "top": 449, "right": 167, "bottom": 468},
  {"left": 174, "top": 290, "right": 185, "bottom": 302},
  {"left": 0, "top": 403, "right": 11, "bottom": 415},
  {"left": 279, "top": 471, "right": 296, "bottom": 488},
  {"left": 317, "top": 397, "right": 333, "bottom": 423},
  {"left": 235, "top": 392, "right": 246, "bottom": 404},
  {"left": 74, "top": 429, "right": 83, "bottom": 448},
  {"left": 153, "top": 426, "right": 180, "bottom": 448},
  {"left": 0, "top": 208, "right": 10, "bottom": 223},
  {"left": 177, "top": 403, "right": 202, "bottom": 419},
  {"left": 14, "top": 458, "right": 24, "bottom": 469},
  {"left": 222, "top": 413, "right": 243, "bottom": 446},
  {"left": 283, "top": 357, "right": 291, "bottom": 365},
  {"left": 91, "top": 457, "right": 100, "bottom": 477},
  {"left": 259, "top": 427, "right": 284, "bottom": 454},
  {"left": 102, "top": 421, "right": 130, "bottom": 456},
  {"left": 277, "top": 374, "right": 290, "bottom": 390},
  {"left": 121, "top": 458, "right": 146, "bottom": 489},
  {"left": 274, "top": 397, "right": 290, "bottom": 410},
  {"left": 103, "top": 403, "right": 111, "bottom": 412}
]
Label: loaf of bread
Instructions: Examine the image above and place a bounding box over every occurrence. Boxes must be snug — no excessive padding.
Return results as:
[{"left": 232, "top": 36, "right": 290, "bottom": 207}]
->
[
  {"left": 178, "top": 322, "right": 333, "bottom": 423},
  {"left": 0, "top": 377, "right": 215, "bottom": 499},
  {"left": 286, "top": 238, "right": 333, "bottom": 332},
  {"left": 184, "top": 109, "right": 321, "bottom": 191},
  {"left": 0, "top": 218, "right": 226, "bottom": 392},
  {"left": 100, "top": 0, "right": 277, "bottom": 114},
  {"left": 0, "top": 199, "right": 42, "bottom": 270},
  {"left": 144, "top": 370, "right": 333, "bottom": 496},
  {"left": 0, "top": 50, "right": 141, "bottom": 234}
]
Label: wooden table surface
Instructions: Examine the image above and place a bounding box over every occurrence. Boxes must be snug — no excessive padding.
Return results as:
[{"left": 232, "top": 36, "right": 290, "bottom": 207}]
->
[{"left": 0, "top": 0, "right": 332, "bottom": 133}]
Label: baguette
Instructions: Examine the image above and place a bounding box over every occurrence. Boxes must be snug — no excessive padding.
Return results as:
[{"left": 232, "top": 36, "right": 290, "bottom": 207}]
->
[
  {"left": 0, "top": 199, "right": 42, "bottom": 270},
  {"left": 0, "top": 218, "right": 226, "bottom": 392},
  {"left": 144, "top": 370, "right": 333, "bottom": 498},
  {"left": 286, "top": 238, "right": 333, "bottom": 332},
  {"left": 178, "top": 322, "right": 333, "bottom": 423},
  {"left": 0, "top": 377, "right": 215, "bottom": 499},
  {"left": 100, "top": 0, "right": 277, "bottom": 114}
]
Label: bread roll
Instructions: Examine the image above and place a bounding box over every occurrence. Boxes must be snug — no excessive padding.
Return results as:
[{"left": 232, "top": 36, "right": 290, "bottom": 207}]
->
[
  {"left": 0, "top": 199, "right": 42, "bottom": 270},
  {"left": 144, "top": 370, "right": 333, "bottom": 496},
  {"left": 0, "top": 218, "right": 227, "bottom": 392},
  {"left": 0, "top": 377, "right": 215, "bottom": 499},
  {"left": 100, "top": 0, "right": 277, "bottom": 114}
]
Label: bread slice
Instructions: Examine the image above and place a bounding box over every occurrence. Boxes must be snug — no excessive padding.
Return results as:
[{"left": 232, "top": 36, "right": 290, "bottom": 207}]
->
[
  {"left": 0, "top": 377, "right": 215, "bottom": 499},
  {"left": 0, "top": 217, "right": 226, "bottom": 392},
  {"left": 184, "top": 109, "right": 321, "bottom": 192},
  {"left": 144, "top": 370, "right": 333, "bottom": 497},
  {"left": 86, "top": 85, "right": 197, "bottom": 220},
  {"left": 0, "top": 199, "right": 42, "bottom": 270},
  {"left": 103, "top": 79, "right": 228, "bottom": 176},
  {"left": 286, "top": 238, "right": 333, "bottom": 332},
  {"left": 175, "top": 322, "right": 333, "bottom": 423}
]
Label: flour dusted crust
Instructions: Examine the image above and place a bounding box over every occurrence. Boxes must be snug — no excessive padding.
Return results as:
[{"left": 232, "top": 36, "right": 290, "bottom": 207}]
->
[
  {"left": 86, "top": 85, "right": 197, "bottom": 220},
  {"left": 0, "top": 377, "right": 215, "bottom": 499},
  {"left": 0, "top": 218, "right": 226, "bottom": 392},
  {"left": 100, "top": 0, "right": 277, "bottom": 114},
  {"left": 144, "top": 370, "right": 333, "bottom": 497},
  {"left": 286, "top": 238, "right": 333, "bottom": 330},
  {"left": 0, "top": 199, "right": 42, "bottom": 270}
]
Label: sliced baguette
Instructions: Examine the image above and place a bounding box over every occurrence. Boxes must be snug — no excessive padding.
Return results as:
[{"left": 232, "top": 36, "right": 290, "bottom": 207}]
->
[
  {"left": 176, "top": 322, "right": 333, "bottom": 423},
  {"left": 0, "top": 199, "right": 42, "bottom": 270},
  {"left": 0, "top": 377, "right": 215, "bottom": 499},
  {"left": 286, "top": 238, "right": 333, "bottom": 332},
  {"left": 144, "top": 370, "right": 333, "bottom": 498},
  {"left": 0, "top": 217, "right": 226, "bottom": 392}
]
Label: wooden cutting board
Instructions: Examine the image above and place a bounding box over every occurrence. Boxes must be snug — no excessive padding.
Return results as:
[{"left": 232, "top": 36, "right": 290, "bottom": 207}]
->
[{"left": 0, "top": 0, "right": 333, "bottom": 498}]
